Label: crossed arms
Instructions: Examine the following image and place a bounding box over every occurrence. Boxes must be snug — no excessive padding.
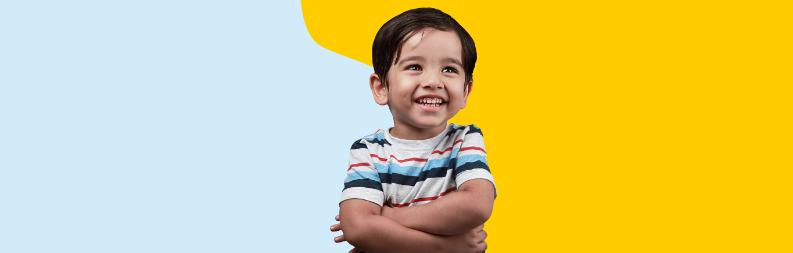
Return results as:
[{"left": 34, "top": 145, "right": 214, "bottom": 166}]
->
[{"left": 333, "top": 179, "right": 495, "bottom": 253}]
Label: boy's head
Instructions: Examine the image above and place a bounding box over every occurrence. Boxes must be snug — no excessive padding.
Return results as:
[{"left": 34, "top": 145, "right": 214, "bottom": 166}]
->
[
  {"left": 372, "top": 8, "right": 477, "bottom": 87},
  {"left": 369, "top": 8, "right": 478, "bottom": 137}
]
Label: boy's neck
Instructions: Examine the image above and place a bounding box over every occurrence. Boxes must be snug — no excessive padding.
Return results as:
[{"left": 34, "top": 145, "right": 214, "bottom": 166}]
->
[{"left": 389, "top": 121, "right": 448, "bottom": 140}]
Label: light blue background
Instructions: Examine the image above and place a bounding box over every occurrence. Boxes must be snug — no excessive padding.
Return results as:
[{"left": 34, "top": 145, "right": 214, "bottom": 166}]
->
[{"left": 0, "top": 1, "right": 390, "bottom": 252}]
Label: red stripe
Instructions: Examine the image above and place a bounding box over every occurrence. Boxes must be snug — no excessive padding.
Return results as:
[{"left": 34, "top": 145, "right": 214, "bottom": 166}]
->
[
  {"left": 347, "top": 162, "right": 371, "bottom": 171},
  {"left": 460, "top": 146, "right": 486, "bottom": 153},
  {"left": 370, "top": 154, "right": 428, "bottom": 163},
  {"left": 431, "top": 145, "right": 485, "bottom": 155},
  {"left": 431, "top": 147, "right": 454, "bottom": 155},
  {"left": 429, "top": 139, "right": 465, "bottom": 155},
  {"left": 391, "top": 187, "right": 457, "bottom": 208}
]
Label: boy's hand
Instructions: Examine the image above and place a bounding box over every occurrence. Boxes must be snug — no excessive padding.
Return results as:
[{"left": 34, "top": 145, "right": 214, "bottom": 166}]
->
[
  {"left": 331, "top": 215, "right": 363, "bottom": 253},
  {"left": 331, "top": 215, "right": 345, "bottom": 242},
  {"left": 330, "top": 214, "right": 365, "bottom": 253},
  {"left": 443, "top": 224, "right": 488, "bottom": 253}
]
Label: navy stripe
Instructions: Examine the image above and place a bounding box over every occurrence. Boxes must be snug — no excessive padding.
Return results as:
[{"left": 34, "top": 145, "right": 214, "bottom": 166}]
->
[
  {"left": 350, "top": 140, "right": 368, "bottom": 150},
  {"left": 344, "top": 179, "right": 383, "bottom": 191},
  {"left": 445, "top": 125, "right": 466, "bottom": 138},
  {"left": 454, "top": 160, "right": 490, "bottom": 175},
  {"left": 379, "top": 166, "right": 452, "bottom": 186},
  {"left": 365, "top": 138, "right": 390, "bottom": 147},
  {"left": 466, "top": 125, "right": 483, "bottom": 136}
]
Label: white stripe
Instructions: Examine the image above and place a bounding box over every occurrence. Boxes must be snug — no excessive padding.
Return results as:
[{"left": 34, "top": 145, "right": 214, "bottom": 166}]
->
[{"left": 341, "top": 187, "right": 384, "bottom": 206}]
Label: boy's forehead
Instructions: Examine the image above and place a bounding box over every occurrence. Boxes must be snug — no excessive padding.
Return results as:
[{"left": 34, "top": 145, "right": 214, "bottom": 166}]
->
[{"left": 397, "top": 28, "right": 462, "bottom": 64}]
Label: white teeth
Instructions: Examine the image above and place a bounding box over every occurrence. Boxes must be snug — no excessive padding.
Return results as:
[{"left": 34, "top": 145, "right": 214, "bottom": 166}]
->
[{"left": 417, "top": 97, "right": 443, "bottom": 104}]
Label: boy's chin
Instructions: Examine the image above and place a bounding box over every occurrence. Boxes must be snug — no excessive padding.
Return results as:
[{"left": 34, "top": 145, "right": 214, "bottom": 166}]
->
[{"left": 409, "top": 117, "right": 449, "bottom": 129}]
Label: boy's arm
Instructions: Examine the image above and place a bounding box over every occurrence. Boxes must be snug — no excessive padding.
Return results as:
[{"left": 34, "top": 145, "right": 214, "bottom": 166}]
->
[
  {"left": 340, "top": 199, "right": 487, "bottom": 253},
  {"left": 382, "top": 179, "right": 495, "bottom": 235}
]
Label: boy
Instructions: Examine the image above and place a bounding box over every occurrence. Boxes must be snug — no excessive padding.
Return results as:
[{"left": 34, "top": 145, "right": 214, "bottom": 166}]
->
[{"left": 331, "top": 8, "right": 496, "bottom": 253}]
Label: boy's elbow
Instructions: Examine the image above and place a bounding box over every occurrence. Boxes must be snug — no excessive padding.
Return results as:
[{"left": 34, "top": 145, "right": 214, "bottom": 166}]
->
[
  {"left": 480, "top": 206, "right": 493, "bottom": 223},
  {"left": 341, "top": 226, "right": 367, "bottom": 246},
  {"left": 470, "top": 204, "right": 492, "bottom": 225},
  {"left": 465, "top": 195, "right": 494, "bottom": 226},
  {"left": 339, "top": 199, "right": 383, "bottom": 246},
  {"left": 341, "top": 216, "right": 376, "bottom": 246},
  {"left": 460, "top": 179, "right": 495, "bottom": 224},
  {"left": 457, "top": 200, "right": 492, "bottom": 229}
]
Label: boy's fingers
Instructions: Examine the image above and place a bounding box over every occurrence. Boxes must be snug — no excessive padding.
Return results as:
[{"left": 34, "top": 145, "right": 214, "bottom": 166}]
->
[
  {"left": 478, "top": 229, "right": 488, "bottom": 243},
  {"left": 334, "top": 234, "right": 347, "bottom": 243},
  {"left": 477, "top": 241, "right": 487, "bottom": 253},
  {"left": 330, "top": 223, "right": 341, "bottom": 232}
]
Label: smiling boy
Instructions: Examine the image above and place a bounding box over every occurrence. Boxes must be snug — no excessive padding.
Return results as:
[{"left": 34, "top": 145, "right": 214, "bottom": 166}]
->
[{"left": 331, "top": 8, "right": 496, "bottom": 253}]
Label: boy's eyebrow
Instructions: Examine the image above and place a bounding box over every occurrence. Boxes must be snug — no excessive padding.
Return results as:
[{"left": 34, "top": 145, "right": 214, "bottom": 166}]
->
[
  {"left": 396, "top": 55, "right": 425, "bottom": 65},
  {"left": 441, "top": 57, "right": 463, "bottom": 66},
  {"left": 396, "top": 56, "right": 463, "bottom": 66}
]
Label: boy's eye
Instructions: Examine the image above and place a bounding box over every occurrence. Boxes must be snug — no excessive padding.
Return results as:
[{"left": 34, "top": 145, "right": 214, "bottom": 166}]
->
[
  {"left": 442, "top": 66, "right": 459, "bottom": 73},
  {"left": 406, "top": 64, "right": 422, "bottom": 71}
]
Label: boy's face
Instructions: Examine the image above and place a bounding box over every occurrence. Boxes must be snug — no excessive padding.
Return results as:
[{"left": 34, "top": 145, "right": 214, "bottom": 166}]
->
[{"left": 370, "top": 28, "right": 471, "bottom": 137}]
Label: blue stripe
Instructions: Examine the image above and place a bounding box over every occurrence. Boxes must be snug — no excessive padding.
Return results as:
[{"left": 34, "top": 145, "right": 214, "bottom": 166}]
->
[
  {"left": 373, "top": 158, "right": 447, "bottom": 176},
  {"left": 450, "top": 147, "right": 461, "bottom": 159},
  {"left": 455, "top": 154, "right": 487, "bottom": 166},
  {"left": 370, "top": 154, "right": 486, "bottom": 177},
  {"left": 344, "top": 170, "right": 380, "bottom": 183},
  {"left": 364, "top": 131, "right": 390, "bottom": 146}
]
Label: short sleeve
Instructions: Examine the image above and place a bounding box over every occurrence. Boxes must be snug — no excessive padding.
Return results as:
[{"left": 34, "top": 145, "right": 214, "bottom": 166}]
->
[
  {"left": 340, "top": 139, "right": 385, "bottom": 206},
  {"left": 453, "top": 125, "right": 497, "bottom": 196}
]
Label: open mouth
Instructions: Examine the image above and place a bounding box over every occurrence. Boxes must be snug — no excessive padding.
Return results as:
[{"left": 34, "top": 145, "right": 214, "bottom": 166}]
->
[
  {"left": 415, "top": 97, "right": 445, "bottom": 107},
  {"left": 414, "top": 96, "right": 446, "bottom": 112}
]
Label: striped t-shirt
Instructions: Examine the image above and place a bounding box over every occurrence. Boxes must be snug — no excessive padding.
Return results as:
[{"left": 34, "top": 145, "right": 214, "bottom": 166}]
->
[{"left": 341, "top": 124, "right": 495, "bottom": 208}]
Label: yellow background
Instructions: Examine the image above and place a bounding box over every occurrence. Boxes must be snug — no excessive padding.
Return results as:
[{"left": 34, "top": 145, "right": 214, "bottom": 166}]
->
[{"left": 303, "top": 1, "right": 792, "bottom": 252}]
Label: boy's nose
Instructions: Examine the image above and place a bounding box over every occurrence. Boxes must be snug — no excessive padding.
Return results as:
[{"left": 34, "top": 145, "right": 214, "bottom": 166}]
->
[{"left": 420, "top": 76, "right": 444, "bottom": 89}]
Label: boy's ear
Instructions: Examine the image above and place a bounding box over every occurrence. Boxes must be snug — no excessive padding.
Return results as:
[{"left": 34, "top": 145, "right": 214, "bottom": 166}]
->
[
  {"left": 461, "top": 80, "right": 473, "bottom": 109},
  {"left": 370, "top": 73, "right": 389, "bottom": 105}
]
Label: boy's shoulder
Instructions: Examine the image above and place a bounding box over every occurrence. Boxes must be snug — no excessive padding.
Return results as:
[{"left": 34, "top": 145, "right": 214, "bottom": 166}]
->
[
  {"left": 440, "top": 124, "right": 484, "bottom": 143},
  {"left": 349, "top": 129, "right": 389, "bottom": 150},
  {"left": 455, "top": 123, "right": 484, "bottom": 137}
]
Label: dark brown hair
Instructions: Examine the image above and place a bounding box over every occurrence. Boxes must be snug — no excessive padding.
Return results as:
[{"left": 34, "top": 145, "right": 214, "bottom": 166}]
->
[{"left": 372, "top": 8, "right": 477, "bottom": 87}]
